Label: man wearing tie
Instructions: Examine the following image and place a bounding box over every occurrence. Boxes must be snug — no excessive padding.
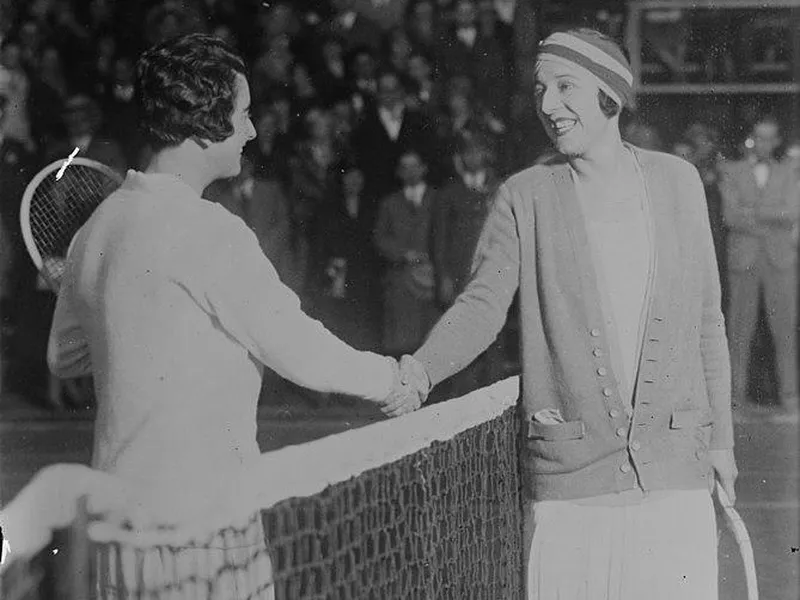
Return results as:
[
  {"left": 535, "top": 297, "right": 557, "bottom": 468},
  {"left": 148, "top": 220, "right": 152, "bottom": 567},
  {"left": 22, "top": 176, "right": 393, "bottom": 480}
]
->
[{"left": 721, "top": 115, "right": 800, "bottom": 417}]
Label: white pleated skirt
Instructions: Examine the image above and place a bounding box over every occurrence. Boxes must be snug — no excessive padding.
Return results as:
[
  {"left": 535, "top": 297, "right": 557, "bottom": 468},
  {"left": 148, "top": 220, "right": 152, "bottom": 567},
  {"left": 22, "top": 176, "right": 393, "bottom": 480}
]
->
[{"left": 525, "top": 489, "right": 718, "bottom": 600}]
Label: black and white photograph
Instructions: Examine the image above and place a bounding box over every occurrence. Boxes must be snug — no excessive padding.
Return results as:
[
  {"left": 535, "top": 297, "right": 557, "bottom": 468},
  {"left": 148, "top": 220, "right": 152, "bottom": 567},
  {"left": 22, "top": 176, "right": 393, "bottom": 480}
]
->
[{"left": 0, "top": 0, "right": 797, "bottom": 598}]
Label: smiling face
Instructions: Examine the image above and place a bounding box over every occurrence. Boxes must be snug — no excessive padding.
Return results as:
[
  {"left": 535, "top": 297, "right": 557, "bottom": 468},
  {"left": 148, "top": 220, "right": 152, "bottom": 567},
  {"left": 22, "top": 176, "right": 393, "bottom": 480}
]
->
[
  {"left": 208, "top": 73, "right": 256, "bottom": 179},
  {"left": 534, "top": 57, "right": 618, "bottom": 158}
]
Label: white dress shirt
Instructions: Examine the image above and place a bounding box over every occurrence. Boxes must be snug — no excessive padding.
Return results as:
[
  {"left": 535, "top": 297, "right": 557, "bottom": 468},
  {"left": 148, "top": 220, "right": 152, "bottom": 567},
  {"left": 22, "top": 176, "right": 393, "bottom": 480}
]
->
[{"left": 48, "top": 171, "right": 394, "bottom": 522}]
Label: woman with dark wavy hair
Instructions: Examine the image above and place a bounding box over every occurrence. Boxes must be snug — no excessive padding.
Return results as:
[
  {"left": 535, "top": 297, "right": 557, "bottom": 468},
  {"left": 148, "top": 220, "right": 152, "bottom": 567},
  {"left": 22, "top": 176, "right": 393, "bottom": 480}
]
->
[{"left": 45, "top": 33, "right": 411, "bottom": 599}]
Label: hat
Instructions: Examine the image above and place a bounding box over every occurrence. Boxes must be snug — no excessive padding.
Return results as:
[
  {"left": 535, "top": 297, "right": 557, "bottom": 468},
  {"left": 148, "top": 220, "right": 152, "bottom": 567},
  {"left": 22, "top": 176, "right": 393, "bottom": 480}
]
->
[{"left": 537, "top": 30, "right": 634, "bottom": 108}]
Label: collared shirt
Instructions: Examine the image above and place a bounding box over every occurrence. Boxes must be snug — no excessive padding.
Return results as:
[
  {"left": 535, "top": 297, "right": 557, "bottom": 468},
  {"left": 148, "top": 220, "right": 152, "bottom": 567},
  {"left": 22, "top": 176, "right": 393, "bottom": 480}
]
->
[
  {"left": 456, "top": 26, "right": 477, "bottom": 48},
  {"left": 753, "top": 161, "right": 770, "bottom": 188},
  {"left": 404, "top": 183, "right": 427, "bottom": 207},
  {"left": 463, "top": 170, "right": 487, "bottom": 191},
  {"left": 48, "top": 171, "right": 394, "bottom": 523},
  {"left": 378, "top": 106, "right": 404, "bottom": 140}
]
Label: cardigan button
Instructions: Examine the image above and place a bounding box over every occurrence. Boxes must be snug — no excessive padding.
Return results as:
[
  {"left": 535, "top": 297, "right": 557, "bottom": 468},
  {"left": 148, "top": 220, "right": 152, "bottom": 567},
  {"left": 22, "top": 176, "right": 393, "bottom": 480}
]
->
[
  {"left": 593, "top": 348, "right": 603, "bottom": 357},
  {"left": 602, "top": 387, "right": 613, "bottom": 397},
  {"left": 630, "top": 440, "right": 641, "bottom": 451},
  {"left": 597, "top": 367, "right": 607, "bottom": 376},
  {"left": 609, "top": 409, "right": 620, "bottom": 418},
  {"left": 616, "top": 427, "right": 627, "bottom": 438},
  {"left": 619, "top": 463, "right": 632, "bottom": 474},
  {"left": 590, "top": 328, "right": 601, "bottom": 337}
]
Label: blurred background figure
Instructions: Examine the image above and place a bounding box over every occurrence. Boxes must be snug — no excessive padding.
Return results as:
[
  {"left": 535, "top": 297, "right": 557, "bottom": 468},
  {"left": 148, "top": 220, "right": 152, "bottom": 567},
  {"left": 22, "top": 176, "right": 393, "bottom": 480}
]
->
[
  {"left": 685, "top": 122, "right": 728, "bottom": 306},
  {"left": 45, "top": 93, "right": 126, "bottom": 174},
  {"left": 432, "top": 131, "right": 506, "bottom": 399},
  {"left": 309, "top": 164, "right": 382, "bottom": 354},
  {"left": 374, "top": 150, "right": 440, "bottom": 357},
  {"left": 721, "top": 115, "right": 799, "bottom": 418}
]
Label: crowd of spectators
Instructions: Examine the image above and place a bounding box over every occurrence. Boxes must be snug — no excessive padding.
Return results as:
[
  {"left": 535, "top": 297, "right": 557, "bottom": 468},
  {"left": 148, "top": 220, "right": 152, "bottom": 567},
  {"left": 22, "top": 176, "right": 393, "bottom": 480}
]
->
[
  {"left": 0, "top": 0, "right": 795, "bottom": 413},
  {"left": 0, "top": 0, "right": 529, "bottom": 406}
]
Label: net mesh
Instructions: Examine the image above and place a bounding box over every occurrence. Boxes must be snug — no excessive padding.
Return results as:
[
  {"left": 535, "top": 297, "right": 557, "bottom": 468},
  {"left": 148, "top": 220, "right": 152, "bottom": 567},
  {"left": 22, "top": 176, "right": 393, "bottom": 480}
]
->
[
  {"left": 27, "top": 163, "right": 121, "bottom": 285},
  {"left": 0, "top": 379, "right": 523, "bottom": 599}
]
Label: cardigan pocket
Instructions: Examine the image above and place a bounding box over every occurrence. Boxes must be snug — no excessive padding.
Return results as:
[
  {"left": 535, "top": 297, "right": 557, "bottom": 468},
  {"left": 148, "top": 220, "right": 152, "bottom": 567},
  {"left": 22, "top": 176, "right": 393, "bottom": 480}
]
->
[
  {"left": 669, "top": 407, "right": 713, "bottom": 429},
  {"left": 527, "top": 420, "right": 585, "bottom": 441}
]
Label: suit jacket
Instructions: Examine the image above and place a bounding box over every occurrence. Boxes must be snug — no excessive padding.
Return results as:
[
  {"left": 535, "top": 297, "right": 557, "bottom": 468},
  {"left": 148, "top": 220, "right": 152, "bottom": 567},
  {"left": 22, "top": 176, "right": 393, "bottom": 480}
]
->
[
  {"left": 352, "top": 107, "right": 440, "bottom": 224},
  {"left": 415, "top": 147, "right": 732, "bottom": 501},
  {"left": 720, "top": 158, "right": 799, "bottom": 271}
]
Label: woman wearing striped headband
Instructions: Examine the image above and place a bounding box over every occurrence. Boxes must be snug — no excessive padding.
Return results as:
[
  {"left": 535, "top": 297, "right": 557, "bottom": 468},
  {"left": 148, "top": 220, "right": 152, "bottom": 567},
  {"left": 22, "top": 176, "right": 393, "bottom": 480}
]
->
[{"left": 402, "top": 27, "right": 736, "bottom": 600}]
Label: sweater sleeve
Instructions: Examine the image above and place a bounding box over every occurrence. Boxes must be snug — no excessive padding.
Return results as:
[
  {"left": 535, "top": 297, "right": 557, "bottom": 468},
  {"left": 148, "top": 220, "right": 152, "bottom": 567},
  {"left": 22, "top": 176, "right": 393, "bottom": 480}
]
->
[
  {"left": 47, "top": 260, "right": 92, "bottom": 379},
  {"left": 414, "top": 183, "right": 520, "bottom": 386},
  {"left": 689, "top": 167, "right": 734, "bottom": 450},
  {"left": 178, "top": 207, "right": 394, "bottom": 402}
]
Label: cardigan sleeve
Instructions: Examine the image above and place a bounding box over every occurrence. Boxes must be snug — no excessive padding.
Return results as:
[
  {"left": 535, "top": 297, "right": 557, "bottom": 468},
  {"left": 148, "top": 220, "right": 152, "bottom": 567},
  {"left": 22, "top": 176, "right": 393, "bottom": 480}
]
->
[
  {"left": 177, "top": 207, "right": 395, "bottom": 402},
  {"left": 689, "top": 167, "right": 734, "bottom": 450},
  {"left": 414, "top": 183, "right": 520, "bottom": 387}
]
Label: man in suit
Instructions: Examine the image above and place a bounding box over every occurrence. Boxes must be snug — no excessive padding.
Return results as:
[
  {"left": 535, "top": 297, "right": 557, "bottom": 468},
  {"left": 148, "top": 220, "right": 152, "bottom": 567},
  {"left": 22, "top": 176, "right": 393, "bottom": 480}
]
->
[
  {"left": 374, "top": 150, "right": 440, "bottom": 357},
  {"left": 46, "top": 94, "right": 127, "bottom": 175},
  {"left": 721, "top": 116, "right": 800, "bottom": 416},
  {"left": 319, "top": 0, "right": 382, "bottom": 55},
  {"left": 351, "top": 69, "right": 440, "bottom": 230},
  {"left": 435, "top": 0, "right": 511, "bottom": 123}
]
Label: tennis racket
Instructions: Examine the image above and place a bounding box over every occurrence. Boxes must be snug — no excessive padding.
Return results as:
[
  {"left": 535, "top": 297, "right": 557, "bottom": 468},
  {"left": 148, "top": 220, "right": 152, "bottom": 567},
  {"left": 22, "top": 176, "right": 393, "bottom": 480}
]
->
[
  {"left": 19, "top": 157, "right": 123, "bottom": 292},
  {"left": 716, "top": 480, "right": 759, "bottom": 600}
]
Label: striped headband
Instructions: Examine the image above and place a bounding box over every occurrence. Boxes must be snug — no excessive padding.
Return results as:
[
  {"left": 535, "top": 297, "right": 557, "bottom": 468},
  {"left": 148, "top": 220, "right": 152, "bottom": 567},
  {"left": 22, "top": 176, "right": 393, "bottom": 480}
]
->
[{"left": 537, "top": 31, "right": 634, "bottom": 108}]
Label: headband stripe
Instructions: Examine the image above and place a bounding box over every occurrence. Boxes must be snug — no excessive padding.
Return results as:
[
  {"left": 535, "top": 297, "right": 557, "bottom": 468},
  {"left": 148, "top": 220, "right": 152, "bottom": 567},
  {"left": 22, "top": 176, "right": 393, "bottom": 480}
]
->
[
  {"left": 544, "top": 32, "right": 633, "bottom": 85},
  {"left": 538, "top": 44, "right": 634, "bottom": 107},
  {"left": 541, "top": 53, "right": 623, "bottom": 106}
]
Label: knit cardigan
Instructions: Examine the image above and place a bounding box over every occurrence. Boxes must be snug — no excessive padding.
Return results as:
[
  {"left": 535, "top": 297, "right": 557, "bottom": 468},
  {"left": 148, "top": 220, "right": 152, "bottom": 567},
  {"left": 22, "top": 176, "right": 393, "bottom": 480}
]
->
[{"left": 415, "top": 146, "right": 733, "bottom": 502}]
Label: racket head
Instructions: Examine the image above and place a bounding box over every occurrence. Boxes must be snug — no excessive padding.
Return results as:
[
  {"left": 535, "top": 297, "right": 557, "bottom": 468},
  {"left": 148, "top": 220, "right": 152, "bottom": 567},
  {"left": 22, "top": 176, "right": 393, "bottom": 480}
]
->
[{"left": 20, "top": 157, "right": 123, "bottom": 291}]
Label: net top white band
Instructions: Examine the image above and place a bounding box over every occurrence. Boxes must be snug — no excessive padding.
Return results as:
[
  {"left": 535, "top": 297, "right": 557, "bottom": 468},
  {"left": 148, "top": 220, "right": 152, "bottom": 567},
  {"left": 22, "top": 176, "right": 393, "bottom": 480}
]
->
[{"left": 89, "top": 376, "right": 521, "bottom": 547}]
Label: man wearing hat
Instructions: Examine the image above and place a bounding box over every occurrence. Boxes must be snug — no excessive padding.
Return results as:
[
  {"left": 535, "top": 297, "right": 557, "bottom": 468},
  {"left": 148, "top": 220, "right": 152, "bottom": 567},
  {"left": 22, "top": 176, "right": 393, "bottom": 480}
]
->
[{"left": 396, "top": 27, "right": 736, "bottom": 599}]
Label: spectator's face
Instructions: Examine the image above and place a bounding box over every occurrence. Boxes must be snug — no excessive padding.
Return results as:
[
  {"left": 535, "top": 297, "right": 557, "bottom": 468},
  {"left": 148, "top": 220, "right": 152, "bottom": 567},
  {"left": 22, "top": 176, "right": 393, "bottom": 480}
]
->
[
  {"left": 752, "top": 121, "right": 781, "bottom": 162},
  {"left": 447, "top": 92, "right": 470, "bottom": 116},
  {"left": 292, "top": 64, "right": 315, "bottom": 96},
  {"left": 397, "top": 153, "right": 426, "bottom": 186},
  {"left": 408, "top": 56, "right": 431, "bottom": 83},
  {"left": 307, "top": 109, "right": 331, "bottom": 140},
  {"left": 256, "top": 111, "right": 278, "bottom": 141},
  {"left": 213, "top": 25, "right": 237, "bottom": 48},
  {"left": 0, "top": 43, "right": 22, "bottom": 69},
  {"left": 534, "top": 57, "right": 615, "bottom": 158},
  {"left": 377, "top": 74, "right": 405, "bottom": 111},
  {"left": 209, "top": 73, "right": 256, "bottom": 179},
  {"left": 97, "top": 36, "right": 116, "bottom": 60},
  {"left": 41, "top": 47, "right": 62, "bottom": 73},
  {"left": 113, "top": 57, "right": 134, "bottom": 85},
  {"left": 331, "top": 101, "right": 352, "bottom": 136},
  {"left": 460, "top": 145, "right": 486, "bottom": 172},
  {"left": 413, "top": 1, "right": 435, "bottom": 29},
  {"left": 672, "top": 142, "right": 694, "bottom": 163},
  {"left": 390, "top": 32, "right": 412, "bottom": 62},
  {"left": 323, "top": 40, "right": 342, "bottom": 62},
  {"left": 342, "top": 169, "right": 364, "bottom": 196},
  {"left": 353, "top": 53, "right": 375, "bottom": 80},
  {"left": 454, "top": 1, "right": 476, "bottom": 28}
]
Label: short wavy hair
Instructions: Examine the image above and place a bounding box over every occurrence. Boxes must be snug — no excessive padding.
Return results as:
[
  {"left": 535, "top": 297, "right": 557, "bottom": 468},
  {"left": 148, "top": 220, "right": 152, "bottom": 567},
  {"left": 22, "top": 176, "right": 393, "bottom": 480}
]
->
[{"left": 135, "top": 33, "right": 246, "bottom": 151}]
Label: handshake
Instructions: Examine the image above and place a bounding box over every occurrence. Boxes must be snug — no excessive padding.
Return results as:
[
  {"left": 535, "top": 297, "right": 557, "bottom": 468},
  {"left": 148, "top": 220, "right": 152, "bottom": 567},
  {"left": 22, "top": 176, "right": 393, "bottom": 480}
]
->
[{"left": 378, "top": 355, "right": 431, "bottom": 418}]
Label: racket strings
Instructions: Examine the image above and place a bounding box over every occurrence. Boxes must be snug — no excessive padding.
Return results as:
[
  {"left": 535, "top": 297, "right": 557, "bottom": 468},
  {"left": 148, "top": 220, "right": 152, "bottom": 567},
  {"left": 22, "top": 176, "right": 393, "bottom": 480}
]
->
[{"left": 29, "top": 165, "right": 120, "bottom": 285}]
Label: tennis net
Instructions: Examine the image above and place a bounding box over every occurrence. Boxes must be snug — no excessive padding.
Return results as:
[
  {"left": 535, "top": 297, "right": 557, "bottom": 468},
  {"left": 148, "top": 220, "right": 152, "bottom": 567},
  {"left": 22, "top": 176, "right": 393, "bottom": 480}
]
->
[{"left": 1, "top": 376, "right": 523, "bottom": 599}]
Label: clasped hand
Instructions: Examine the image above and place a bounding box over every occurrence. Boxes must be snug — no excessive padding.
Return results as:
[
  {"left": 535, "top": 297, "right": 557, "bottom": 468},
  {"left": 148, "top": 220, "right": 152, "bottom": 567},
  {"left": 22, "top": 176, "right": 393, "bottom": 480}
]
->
[{"left": 378, "top": 355, "right": 431, "bottom": 418}]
